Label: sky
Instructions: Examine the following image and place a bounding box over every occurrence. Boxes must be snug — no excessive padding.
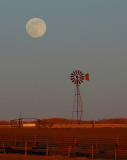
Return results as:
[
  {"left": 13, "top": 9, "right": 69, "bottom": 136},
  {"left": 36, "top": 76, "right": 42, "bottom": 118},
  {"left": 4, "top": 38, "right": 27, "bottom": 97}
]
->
[{"left": 0, "top": 0, "right": 127, "bottom": 120}]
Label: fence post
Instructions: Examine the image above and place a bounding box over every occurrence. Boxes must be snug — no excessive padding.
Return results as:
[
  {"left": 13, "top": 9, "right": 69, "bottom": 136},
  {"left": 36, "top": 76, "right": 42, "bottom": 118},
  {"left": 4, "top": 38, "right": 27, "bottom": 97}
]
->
[
  {"left": 3, "top": 144, "right": 5, "bottom": 154},
  {"left": 34, "top": 135, "right": 37, "bottom": 146},
  {"left": 68, "top": 145, "right": 71, "bottom": 158},
  {"left": 115, "top": 146, "right": 117, "bottom": 160},
  {"left": 46, "top": 143, "right": 49, "bottom": 156},
  {"left": 15, "top": 135, "right": 17, "bottom": 147},
  {"left": 92, "top": 145, "right": 94, "bottom": 159},
  {"left": 116, "top": 137, "right": 119, "bottom": 149},
  {"left": 74, "top": 138, "right": 77, "bottom": 149},
  {"left": 25, "top": 142, "right": 27, "bottom": 156},
  {"left": 96, "top": 139, "right": 98, "bottom": 149},
  {"left": 92, "top": 120, "right": 95, "bottom": 128}
]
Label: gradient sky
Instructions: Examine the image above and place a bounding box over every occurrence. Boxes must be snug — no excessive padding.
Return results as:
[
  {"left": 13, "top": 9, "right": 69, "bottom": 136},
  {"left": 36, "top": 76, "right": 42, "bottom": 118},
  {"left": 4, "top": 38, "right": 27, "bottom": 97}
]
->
[{"left": 0, "top": 0, "right": 127, "bottom": 120}]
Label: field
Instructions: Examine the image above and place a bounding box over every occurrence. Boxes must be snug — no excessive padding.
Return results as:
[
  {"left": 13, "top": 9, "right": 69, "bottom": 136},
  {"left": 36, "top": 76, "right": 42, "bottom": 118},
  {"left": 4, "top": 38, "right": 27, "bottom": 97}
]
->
[
  {"left": 0, "top": 154, "right": 90, "bottom": 160},
  {"left": 0, "top": 127, "right": 127, "bottom": 159},
  {"left": 0, "top": 118, "right": 127, "bottom": 159},
  {"left": 0, "top": 127, "right": 127, "bottom": 138}
]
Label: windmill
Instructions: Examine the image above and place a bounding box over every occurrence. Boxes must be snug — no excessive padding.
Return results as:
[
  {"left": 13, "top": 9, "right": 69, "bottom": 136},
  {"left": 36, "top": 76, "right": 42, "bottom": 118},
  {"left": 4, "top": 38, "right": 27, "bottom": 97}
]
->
[{"left": 70, "top": 70, "right": 89, "bottom": 120}]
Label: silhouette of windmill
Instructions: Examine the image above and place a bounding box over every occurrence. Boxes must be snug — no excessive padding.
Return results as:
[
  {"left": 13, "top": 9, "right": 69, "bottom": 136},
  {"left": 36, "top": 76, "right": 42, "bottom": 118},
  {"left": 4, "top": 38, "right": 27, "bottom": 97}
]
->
[{"left": 70, "top": 70, "right": 89, "bottom": 120}]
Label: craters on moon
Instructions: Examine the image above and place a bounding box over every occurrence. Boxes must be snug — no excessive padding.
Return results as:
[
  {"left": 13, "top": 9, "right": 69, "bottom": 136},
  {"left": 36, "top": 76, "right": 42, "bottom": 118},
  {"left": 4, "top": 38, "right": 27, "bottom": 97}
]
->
[{"left": 26, "top": 18, "right": 46, "bottom": 38}]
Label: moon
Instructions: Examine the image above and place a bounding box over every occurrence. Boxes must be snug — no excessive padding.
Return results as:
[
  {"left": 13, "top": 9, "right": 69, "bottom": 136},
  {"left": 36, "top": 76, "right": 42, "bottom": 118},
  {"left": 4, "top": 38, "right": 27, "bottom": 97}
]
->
[{"left": 26, "top": 18, "right": 46, "bottom": 38}]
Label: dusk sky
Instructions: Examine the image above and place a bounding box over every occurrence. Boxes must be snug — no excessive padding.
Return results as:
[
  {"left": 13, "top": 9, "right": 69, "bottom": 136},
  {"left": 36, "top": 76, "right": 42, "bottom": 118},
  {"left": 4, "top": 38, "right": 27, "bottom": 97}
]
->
[{"left": 0, "top": 0, "right": 127, "bottom": 120}]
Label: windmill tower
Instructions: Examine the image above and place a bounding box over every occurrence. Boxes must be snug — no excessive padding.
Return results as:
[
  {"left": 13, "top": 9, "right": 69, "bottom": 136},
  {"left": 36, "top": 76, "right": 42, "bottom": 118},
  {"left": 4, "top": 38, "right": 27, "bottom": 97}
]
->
[{"left": 70, "top": 70, "right": 89, "bottom": 120}]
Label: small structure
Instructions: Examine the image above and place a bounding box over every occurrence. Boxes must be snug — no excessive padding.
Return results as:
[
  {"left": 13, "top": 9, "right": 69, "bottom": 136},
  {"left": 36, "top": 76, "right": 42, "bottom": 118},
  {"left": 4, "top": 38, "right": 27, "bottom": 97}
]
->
[{"left": 10, "top": 117, "right": 37, "bottom": 128}]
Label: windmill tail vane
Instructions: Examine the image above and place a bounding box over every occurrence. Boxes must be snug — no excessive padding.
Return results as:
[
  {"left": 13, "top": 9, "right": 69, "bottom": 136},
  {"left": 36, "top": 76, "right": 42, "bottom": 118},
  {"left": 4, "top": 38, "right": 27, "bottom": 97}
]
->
[{"left": 85, "top": 73, "right": 89, "bottom": 81}]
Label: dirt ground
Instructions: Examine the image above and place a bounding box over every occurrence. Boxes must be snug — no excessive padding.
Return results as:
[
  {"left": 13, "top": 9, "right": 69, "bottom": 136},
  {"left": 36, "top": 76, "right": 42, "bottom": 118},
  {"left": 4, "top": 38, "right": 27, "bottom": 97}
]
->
[
  {"left": 0, "top": 128, "right": 127, "bottom": 138},
  {"left": 0, "top": 128, "right": 127, "bottom": 160},
  {"left": 0, "top": 154, "right": 96, "bottom": 160}
]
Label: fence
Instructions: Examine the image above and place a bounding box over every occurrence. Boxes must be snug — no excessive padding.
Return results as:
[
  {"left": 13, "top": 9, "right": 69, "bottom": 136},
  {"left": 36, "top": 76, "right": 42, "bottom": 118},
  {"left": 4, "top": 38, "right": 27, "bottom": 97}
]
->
[
  {"left": 52, "top": 124, "right": 127, "bottom": 128},
  {"left": 1, "top": 123, "right": 127, "bottom": 128},
  {"left": 0, "top": 135, "right": 127, "bottom": 159}
]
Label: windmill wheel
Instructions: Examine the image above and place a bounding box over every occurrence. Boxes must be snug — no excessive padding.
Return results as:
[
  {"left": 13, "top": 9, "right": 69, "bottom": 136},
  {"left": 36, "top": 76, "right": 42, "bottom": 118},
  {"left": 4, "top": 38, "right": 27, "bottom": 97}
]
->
[{"left": 70, "top": 70, "right": 85, "bottom": 84}]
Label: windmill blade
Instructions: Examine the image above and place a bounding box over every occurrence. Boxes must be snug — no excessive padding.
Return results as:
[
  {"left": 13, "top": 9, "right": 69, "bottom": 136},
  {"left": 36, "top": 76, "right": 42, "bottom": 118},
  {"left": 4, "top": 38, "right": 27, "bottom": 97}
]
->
[
  {"left": 72, "top": 79, "right": 75, "bottom": 83},
  {"left": 70, "top": 77, "right": 75, "bottom": 79},
  {"left": 79, "top": 80, "right": 81, "bottom": 84},
  {"left": 80, "top": 74, "right": 84, "bottom": 78},
  {"left": 73, "top": 71, "right": 76, "bottom": 75},
  {"left": 78, "top": 70, "right": 80, "bottom": 74},
  {"left": 71, "top": 73, "right": 74, "bottom": 76},
  {"left": 71, "top": 78, "right": 75, "bottom": 81},
  {"left": 80, "top": 78, "right": 84, "bottom": 81},
  {"left": 79, "top": 71, "right": 83, "bottom": 76},
  {"left": 70, "top": 76, "right": 74, "bottom": 78},
  {"left": 81, "top": 73, "right": 84, "bottom": 76}
]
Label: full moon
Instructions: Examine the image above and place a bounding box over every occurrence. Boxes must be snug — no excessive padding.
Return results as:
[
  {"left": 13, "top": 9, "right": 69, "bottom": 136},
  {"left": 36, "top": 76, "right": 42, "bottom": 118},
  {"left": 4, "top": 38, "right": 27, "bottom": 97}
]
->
[{"left": 26, "top": 18, "right": 46, "bottom": 38}]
